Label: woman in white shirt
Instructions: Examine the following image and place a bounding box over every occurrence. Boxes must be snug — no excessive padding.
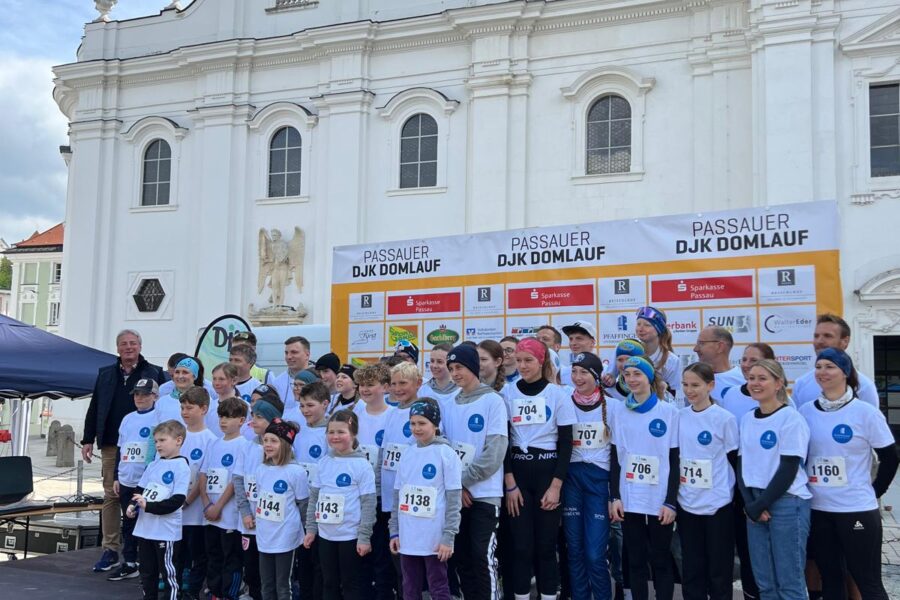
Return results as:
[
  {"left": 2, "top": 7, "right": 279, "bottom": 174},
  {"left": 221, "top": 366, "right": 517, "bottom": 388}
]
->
[
  {"left": 634, "top": 306, "right": 681, "bottom": 400},
  {"left": 799, "top": 348, "right": 897, "bottom": 600},
  {"left": 737, "top": 359, "right": 811, "bottom": 600}
]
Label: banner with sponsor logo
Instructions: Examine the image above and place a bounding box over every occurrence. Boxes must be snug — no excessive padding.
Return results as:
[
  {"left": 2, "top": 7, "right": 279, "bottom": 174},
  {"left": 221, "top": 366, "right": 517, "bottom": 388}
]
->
[
  {"left": 331, "top": 201, "right": 841, "bottom": 382},
  {"left": 194, "top": 314, "right": 252, "bottom": 375}
]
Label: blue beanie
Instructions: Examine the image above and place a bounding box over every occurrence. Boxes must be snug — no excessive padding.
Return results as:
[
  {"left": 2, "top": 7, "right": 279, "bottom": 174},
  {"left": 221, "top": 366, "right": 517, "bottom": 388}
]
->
[
  {"left": 636, "top": 306, "right": 667, "bottom": 336},
  {"left": 623, "top": 356, "right": 655, "bottom": 382},
  {"left": 252, "top": 400, "right": 282, "bottom": 424},
  {"left": 410, "top": 398, "right": 441, "bottom": 427},
  {"left": 816, "top": 348, "right": 853, "bottom": 378},
  {"left": 447, "top": 344, "right": 480, "bottom": 378}
]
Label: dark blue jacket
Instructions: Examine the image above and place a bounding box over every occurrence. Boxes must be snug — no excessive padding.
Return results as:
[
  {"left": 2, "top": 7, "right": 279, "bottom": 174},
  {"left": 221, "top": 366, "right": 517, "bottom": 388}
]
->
[{"left": 81, "top": 355, "right": 166, "bottom": 447}]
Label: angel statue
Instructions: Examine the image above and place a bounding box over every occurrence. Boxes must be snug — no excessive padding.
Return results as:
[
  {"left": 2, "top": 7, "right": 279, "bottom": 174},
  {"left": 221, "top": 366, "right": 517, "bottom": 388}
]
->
[{"left": 258, "top": 227, "right": 305, "bottom": 307}]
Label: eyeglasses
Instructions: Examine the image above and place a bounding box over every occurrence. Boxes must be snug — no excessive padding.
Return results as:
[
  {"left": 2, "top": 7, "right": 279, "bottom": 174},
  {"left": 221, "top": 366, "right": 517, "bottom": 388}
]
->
[
  {"left": 502, "top": 347, "right": 516, "bottom": 355},
  {"left": 695, "top": 339, "right": 720, "bottom": 345}
]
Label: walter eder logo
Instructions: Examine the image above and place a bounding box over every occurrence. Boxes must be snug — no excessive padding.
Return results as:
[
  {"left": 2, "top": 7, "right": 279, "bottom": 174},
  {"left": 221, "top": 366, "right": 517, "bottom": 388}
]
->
[
  {"left": 764, "top": 314, "right": 813, "bottom": 334},
  {"left": 190, "top": 448, "right": 203, "bottom": 461},
  {"left": 221, "top": 454, "right": 234, "bottom": 467},
  {"left": 760, "top": 430, "right": 777, "bottom": 449},
  {"left": 162, "top": 471, "right": 174, "bottom": 484},
  {"left": 832, "top": 424, "right": 853, "bottom": 444},
  {"left": 422, "top": 464, "right": 437, "bottom": 480},
  {"left": 309, "top": 445, "right": 322, "bottom": 459},
  {"left": 140, "top": 427, "right": 151, "bottom": 438},
  {"left": 273, "top": 479, "right": 288, "bottom": 493},
  {"left": 468, "top": 414, "right": 485, "bottom": 433},
  {"left": 649, "top": 419, "right": 667, "bottom": 438},
  {"left": 697, "top": 431, "right": 713, "bottom": 446},
  {"left": 336, "top": 473, "right": 352, "bottom": 487}
]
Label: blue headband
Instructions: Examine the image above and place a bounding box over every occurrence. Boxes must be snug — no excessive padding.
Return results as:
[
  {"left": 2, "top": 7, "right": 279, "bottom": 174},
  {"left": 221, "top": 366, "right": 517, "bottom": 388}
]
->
[
  {"left": 616, "top": 338, "right": 645, "bottom": 358},
  {"left": 252, "top": 400, "right": 282, "bottom": 423},
  {"left": 176, "top": 357, "right": 200, "bottom": 378},
  {"left": 623, "top": 356, "right": 655, "bottom": 382},
  {"left": 817, "top": 348, "right": 853, "bottom": 378},
  {"left": 410, "top": 400, "right": 441, "bottom": 427},
  {"left": 636, "top": 306, "right": 667, "bottom": 336}
]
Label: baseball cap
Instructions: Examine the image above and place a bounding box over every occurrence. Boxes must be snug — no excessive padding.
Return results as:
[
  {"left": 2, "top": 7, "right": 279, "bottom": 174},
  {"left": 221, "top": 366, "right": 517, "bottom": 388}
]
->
[
  {"left": 131, "top": 378, "right": 159, "bottom": 396},
  {"left": 562, "top": 320, "right": 596, "bottom": 340}
]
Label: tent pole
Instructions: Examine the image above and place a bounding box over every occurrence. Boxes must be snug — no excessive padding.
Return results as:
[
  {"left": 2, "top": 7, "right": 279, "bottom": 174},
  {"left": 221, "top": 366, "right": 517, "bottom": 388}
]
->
[{"left": 9, "top": 395, "right": 33, "bottom": 457}]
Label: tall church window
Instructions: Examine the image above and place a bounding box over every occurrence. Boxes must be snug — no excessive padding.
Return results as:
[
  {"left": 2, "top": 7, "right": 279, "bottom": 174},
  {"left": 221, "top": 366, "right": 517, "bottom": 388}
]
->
[
  {"left": 870, "top": 84, "right": 900, "bottom": 178},
  {"left": 399, "top": 114, "right": 438, "bottom": 189},
  {"left": 268, "top": 126, "right": 302, "bottom": 197},
  {"left": 586, "top": 95, "right": 631, "bottom": 175},
  {"left": 141, "top": 139, "right": 171, "bottom": 206}
]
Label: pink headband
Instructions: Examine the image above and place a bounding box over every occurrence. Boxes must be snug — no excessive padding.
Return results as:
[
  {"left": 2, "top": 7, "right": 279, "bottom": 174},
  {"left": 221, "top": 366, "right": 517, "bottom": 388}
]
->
[{"left": 516, "top": 338, "right": 547, "bottom": 364}]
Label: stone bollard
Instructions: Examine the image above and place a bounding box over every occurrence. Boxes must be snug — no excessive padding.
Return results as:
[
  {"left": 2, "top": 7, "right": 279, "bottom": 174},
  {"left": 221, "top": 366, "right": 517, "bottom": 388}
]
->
[
  {"left": 56, "top": 425, "right": 75, "bottom": 468},
  {"left": 46, "top": 420, "right": 62, "bottom": 456}
]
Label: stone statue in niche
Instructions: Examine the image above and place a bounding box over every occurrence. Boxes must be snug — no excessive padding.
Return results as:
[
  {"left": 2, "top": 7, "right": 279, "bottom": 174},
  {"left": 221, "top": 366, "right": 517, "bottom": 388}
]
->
[{"left": 249, "top": 227, "right": 308, "bottom": 325}]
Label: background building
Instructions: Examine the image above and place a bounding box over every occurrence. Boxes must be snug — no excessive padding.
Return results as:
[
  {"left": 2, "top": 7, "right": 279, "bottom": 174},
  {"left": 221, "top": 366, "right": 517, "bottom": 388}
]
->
[
  {"left": 52, "top": 0, "right": 900, "bottom": 416},
  {"left": 3, "top": 224, "right": 64, "bottom": 332}
]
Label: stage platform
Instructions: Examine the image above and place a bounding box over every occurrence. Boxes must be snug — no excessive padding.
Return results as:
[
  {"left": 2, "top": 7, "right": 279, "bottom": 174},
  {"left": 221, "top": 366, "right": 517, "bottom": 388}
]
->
[{"left": 0, "top": 546, "right": 138, "bottom": 599}]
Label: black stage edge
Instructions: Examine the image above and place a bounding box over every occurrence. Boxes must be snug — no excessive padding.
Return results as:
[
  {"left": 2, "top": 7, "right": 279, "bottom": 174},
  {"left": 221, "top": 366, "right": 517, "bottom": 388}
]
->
[{"left": 0, "top": 547, "right": 139, "bottom": 599}]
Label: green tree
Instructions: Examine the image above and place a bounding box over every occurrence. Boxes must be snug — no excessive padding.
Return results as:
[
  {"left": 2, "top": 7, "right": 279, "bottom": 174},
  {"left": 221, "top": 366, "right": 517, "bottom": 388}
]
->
[{"left": 0, "top": 257, "right": 11, "bottom": 290}]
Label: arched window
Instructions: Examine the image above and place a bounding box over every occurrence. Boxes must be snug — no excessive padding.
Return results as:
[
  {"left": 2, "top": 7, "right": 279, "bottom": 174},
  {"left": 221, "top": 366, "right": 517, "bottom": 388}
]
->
[
  {"left": 268, "top": 126, "right": 302, "bottom": 197},
  {"left": 141, "top": 139, "right": 171, "bottom": 206},
  {"left": 399, "top": 113, "right": 438, "bottom": 189},
  {"left": 586, "top": 95, "right": 631, "bottom": 174}
]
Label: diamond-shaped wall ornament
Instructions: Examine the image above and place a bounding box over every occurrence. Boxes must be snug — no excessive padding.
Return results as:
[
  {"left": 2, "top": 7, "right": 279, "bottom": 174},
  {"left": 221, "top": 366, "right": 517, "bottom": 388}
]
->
[{"left": 133, "top": 278, "right": 166, "bottom": 312}]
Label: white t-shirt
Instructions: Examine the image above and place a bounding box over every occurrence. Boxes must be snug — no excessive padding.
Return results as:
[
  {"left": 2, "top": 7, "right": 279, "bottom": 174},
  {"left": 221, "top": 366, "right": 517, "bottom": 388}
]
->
[
  {"left": 312, "top": 453, "right": 377, "bottom": 542},
  {"left": 380, "top": 404, "right": 416, "bottom": 511},
  {"left": 649, "top": 348, "right": 683, "bottom": 401},
  {"left": 155, "top": 393, "right": 185, "bottom": 424},
  {"left": 234, "top": 440, "right": 266, "bottom": 535},
  {"left": 505, "top": 382, "right": 577, "bottom": 452},
  {"left": 418, "top": 380, "right": 460, "bottom": 415},
  {"left": 117, "top": 408, "right": 161, "bottom": 487},
  {"left": 159, "top": 379, "right": 217, "bottom": 400},
  {"left": 719, "top": 384, "right": 757, "bottom": 429},
  {"left": 567, "top": 398, "right": 612, "bottom": 471},
  {"left": 292, "top": 423, "right": 328, "bottom": 483},
  {"left": 236, "top": 377, "right": 262, "bottom": 403},
  {"left": 180, "top": 428, "right": 218, "bottom": 526},
  {"left": 792, "top": 369, "right": 879, "bottom": 409},
  {"left": 272, "top": 370, "right": 300, "bottom": 411},
  {"left": 739, "top": 406, "right": 811, "bottom": 500},
  {"left": 205, "top": 396, "right": 225, "bottom": 438},
  {"left": 134, "top": 456, "right": 191, "bottom": 542},
  {"left": 394, "top": 442, "right": 462, "bottom": 556},
  {"left": 282, "top": 407, "right": 304, "bottom": 428},
  {"left": 713, "top": 367, "right": 744, "bottom": 403},
  {"left": 201, "top": 436, "right": 249, "bottom": 530},
  {"left": 676, "top": 404, "right": 738, "bottom": 515},
  {"left": 609, "top": 397, "right": 679, "bottom": 516},
  {"left": 442, "top": 390, "right": 508, "bottom": 499},
  {"left": 253, "top": 462, "right": 309, "bottom": 553},
  {"left": 355, "top": 403, "right": 394, "bottom": 477},
  {"left": 799, "top": 399, "right": 894, "bottom": 512}
]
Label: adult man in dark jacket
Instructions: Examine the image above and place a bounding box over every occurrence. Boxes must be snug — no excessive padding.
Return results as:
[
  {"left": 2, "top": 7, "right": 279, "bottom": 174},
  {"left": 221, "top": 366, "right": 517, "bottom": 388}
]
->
[{"left": 80, "top": 329, "right": 166, "bottom": 572}]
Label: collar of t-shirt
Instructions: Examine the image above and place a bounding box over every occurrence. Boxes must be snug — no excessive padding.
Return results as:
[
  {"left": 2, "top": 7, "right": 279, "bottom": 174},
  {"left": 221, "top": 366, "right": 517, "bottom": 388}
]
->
[
  {"left": 753, "top": 403, "right": 789, "bottom": 419},
  {"left": 740, "top": 383, "right": 749, "bottom": 396},
  {"left": 427, "top": 378, "right": 458, "bottom": 395},
  {"left": 456, "top": 384, "right": 494, "bottom": 404},
  {"left": 516, "top": 378, "right": 549, "bottom": 396},
  {"left": 137, "top": 406, "right": 155, "bottom": 415}
]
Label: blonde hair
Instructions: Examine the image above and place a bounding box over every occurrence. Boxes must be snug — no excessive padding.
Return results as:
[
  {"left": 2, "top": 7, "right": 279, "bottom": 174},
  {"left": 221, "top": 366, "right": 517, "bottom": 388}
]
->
[
  {"left": 749, "top": 359, "right": 789, "bottom": 405},
  {"left": 390, "top": 361, "right": 421, "bottom": 382},
  {"left": 154, "top": 419, "right": 186, "bottom": 441},
  {"left": 263, "top": 435, "right": 295, "bottom": 466}
]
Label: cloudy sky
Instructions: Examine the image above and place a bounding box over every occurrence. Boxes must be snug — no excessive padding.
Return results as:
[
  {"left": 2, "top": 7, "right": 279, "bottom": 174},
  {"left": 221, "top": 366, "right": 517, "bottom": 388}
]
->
[{"left": 0, "top": 0, "right": 181, "bottom": 246}]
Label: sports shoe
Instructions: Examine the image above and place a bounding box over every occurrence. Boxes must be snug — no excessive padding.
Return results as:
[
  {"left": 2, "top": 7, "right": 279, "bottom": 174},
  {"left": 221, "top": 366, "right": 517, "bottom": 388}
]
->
[
  {"left": 92, "top": 549, "right": 120, "bottom": 572},
  {"left": 107, "top": 562, "right": 139, "bottom": 581}
]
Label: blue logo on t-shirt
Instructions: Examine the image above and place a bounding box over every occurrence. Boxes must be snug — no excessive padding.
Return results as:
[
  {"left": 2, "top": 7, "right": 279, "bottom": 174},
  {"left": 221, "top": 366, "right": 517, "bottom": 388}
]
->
[
  {"left": 760, "top": 430, "right": 777, "bottom": 450},
  {"left": 832, "top": 425, "right": 853, "bottom": 444},
  {"left": 375, "top": 430, "right": 385, "bottom": 447},
  {"left": 336, "top": 473, "right": 352, "bottom": 487},
  {"left": 649, "top": 419, "right": 667, "bottom": 438},
  {"left": 273, "top": 480, "right": 288, "bottom": 493},
  {"left": 242, "top": 394, "right": 251, "bottom": 402},
  {"left": 468, "top": 414, "right": 485, "bottom": 433},
  {"left": 221, "top": 454, "right": 234, "bottom": 467},
  {"left": 422, "top": 464, "right": 437, "bottom": 480},
  {"left": 697, "top": 431, "right": 712, "bottom": 446},
  {"left": 190, "top": 448, "right": 203, "bottom": 461},
  {"left": 545, "top": 405, "right": 553, "bottom": 421},
  {"left": 162, "top": 471, "right": 174, "bottom": 484},
  {"left": 139, "top": 427, "right": 151, "bottom": 438},
  {"left": 403, "top": 421, "right": 412, "bottom": 438},
  {"left": 309, "top": 445, "right": 322, "bottom": 459}
]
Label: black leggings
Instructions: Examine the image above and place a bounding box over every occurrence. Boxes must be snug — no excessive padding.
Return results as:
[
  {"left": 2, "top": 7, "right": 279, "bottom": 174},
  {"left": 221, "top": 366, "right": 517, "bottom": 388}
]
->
[
  {"left": 507, "top": 448, "right": 561, "bottom": 597},
  {"left": 677, "top": 504, "right": 734, "bottom": 600},
  {"left": 809, "top": 508, "right": 888, "bottom": 600},
  {"left": 318, "top": 538, "right": 370, "bottom": 600},
  {"left": 622, "top": 512, "right": 674, "bottom": 600}
]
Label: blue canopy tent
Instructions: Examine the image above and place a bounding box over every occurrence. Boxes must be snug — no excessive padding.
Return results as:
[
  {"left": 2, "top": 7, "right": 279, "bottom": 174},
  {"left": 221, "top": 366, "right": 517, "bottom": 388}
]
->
[{"left": 0, "top": 315, "right": 115, "bottom": 455}]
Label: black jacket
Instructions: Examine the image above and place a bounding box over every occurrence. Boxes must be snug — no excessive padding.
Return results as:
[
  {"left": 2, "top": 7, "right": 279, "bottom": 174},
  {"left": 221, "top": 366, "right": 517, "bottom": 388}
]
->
[{"left": 81, "top": 355, "right": 166, "bottom": 447}]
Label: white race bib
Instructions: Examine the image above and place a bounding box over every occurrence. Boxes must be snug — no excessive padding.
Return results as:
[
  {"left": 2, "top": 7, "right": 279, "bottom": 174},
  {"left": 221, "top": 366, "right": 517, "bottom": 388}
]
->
[
  {"left": 143, "top": 482, "right": 171, "bottom": 502},
  {"left": 256, "top": 491, "right": 286, "bottom": 522},
  {"left": 121, "top": 441, "right": 148, "bottom": 463},
  {"left": 360, "top": 444, "right": 380, "bottom": 470},
  {"left": 315, "top": 493, "right": 345, "bottom": 524},
  {"left": 382, "top": 443, "right": 405, "bottom": 472},
  {"left": 808, "top": 456, "right": 847, "bottom": 487},
  {"left": 625, "top": 454, "right": 659, "bottom": 485},
  {"left": 206, "top": 468, "right": 228, "bottom": 494},
  {"left": 452, "top": 441, "right": 477, "bottom": 469},
  {"left": 399, "top": 485, "right": 437, "bottom": 518},
  {"left": 245, "top": 476, "right": 259, "bottom": 501},
  {"left": 679, "top": 458, "right": 712, "bottom": 489},
  {"left": 511, "top": 397, "right": 547, "bottom": 425},
  {"left": 300, "top": 462, "right": 319, "bottom": 483},
  {"left": 572, "top": 423, "right": 607, "bottom": 448}
]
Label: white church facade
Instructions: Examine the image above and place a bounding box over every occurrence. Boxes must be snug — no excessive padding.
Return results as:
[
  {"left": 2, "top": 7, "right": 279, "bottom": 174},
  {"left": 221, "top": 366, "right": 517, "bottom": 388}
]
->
[{"left": 53, "top": 0, "right": 900, "bottom": 407}]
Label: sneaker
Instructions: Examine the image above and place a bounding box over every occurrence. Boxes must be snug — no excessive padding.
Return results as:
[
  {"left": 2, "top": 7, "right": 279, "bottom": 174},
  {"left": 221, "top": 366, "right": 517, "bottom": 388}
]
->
[
  {"left": 107, "top": 562, "right": 139, "bottom": 581},
  {"left": 92, "top": 549, "right": 120, "bottom": 572}
]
